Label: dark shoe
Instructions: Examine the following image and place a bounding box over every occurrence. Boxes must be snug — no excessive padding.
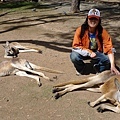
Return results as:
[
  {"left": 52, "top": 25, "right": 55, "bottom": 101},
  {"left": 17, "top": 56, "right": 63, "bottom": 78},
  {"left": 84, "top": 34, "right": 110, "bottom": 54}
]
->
[
  {"left": 93, "top": 64, "right": 100, "bottom": 74},
  {"left": 76, "top": 65, "right": 85, "bottom": 76},
  {"left": 76, "top": 71, "right": 82, "bottom": 76}
]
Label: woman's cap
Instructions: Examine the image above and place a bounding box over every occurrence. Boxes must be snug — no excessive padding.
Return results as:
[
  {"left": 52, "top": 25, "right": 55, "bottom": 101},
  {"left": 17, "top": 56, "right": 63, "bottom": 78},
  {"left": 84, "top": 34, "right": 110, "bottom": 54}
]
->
[{"left": 88, "top": 8, "right": 100, "bottom": 19}]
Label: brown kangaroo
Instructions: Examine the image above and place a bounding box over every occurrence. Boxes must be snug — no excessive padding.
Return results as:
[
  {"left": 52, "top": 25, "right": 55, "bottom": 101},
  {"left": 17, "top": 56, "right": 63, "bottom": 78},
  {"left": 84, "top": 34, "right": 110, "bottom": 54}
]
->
[{"left": 53, "top": 70, "right": 120, "bottom": 113}]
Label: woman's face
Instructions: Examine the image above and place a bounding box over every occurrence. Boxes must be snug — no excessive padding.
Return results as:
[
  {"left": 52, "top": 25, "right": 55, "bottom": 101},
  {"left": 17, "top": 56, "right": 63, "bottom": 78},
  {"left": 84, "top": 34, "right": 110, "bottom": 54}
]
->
[{"left": 88, "top": 17, "right": 99, "bottom": 28}]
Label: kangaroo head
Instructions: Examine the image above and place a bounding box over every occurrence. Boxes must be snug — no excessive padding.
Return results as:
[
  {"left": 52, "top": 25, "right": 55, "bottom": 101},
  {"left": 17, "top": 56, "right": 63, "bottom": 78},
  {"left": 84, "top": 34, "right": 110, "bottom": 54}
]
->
[{"left": 3, "top": 41, "right": 19, "bottom": 58}]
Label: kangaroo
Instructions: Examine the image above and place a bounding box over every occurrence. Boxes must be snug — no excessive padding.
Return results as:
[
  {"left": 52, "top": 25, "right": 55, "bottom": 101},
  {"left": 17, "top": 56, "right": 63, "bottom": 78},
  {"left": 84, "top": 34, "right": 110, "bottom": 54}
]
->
[
  {"left": 0, "top": 57, "right": 63, "bottom": 87},
  {"left": 88, "top": 77, "right": 120, "bottom": 113},
  {"left": 1, "top": 41, "right": 63, "bottom": 86},
  {"left": 3, "top": 41, "right": 42, "bottom": 58},
  {"left": 52, "top": 70, "right": 120, "bottom": 113}
]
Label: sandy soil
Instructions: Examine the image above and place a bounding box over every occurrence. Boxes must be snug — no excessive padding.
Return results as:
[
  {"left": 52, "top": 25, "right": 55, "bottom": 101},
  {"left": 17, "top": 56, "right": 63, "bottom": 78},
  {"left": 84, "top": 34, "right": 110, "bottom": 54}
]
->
[{"left": 0, "top": 1, "right": 120, "bottom": 120}]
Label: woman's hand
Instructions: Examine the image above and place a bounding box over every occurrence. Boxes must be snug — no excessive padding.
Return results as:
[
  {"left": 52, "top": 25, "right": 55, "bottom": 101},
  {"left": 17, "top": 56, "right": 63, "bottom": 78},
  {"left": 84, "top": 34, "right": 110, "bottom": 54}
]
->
[
  {"left": 111, "top": 66, "right": 120, "bottom": 75},
  {"left": 90, "top": 52, "right": 96, "bottom": 58}
]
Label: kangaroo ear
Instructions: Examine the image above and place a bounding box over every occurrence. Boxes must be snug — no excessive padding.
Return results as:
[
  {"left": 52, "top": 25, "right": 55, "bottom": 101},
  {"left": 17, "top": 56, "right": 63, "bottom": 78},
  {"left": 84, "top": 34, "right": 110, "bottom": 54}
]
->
[
  {"left": 114, "top": 78, "right": 120, "bottom": 91},
  {"left": 3, "top": 41, "right": 10, "bottom": 48},
  {"left": 6, "top": 41, "right": 10, "bottom": 46}
]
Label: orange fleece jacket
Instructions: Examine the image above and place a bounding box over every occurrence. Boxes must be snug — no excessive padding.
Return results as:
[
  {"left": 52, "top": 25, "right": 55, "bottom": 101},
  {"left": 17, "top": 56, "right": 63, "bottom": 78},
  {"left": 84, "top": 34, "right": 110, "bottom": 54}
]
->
[{"left": 72, "top": 26, "right": 113, "bottom": 55}]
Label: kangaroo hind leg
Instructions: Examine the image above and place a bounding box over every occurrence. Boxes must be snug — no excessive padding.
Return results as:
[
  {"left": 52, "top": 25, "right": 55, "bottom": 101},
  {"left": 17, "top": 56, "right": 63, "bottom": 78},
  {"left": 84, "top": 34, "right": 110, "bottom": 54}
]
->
[
  {"left": 53, "top": 84, "right": 74, "bottom": 99},
  {"left": 12, "top": 64, "right": 50, "bottom": 81},
  {"left": 97, "top": 104, "right": 120, "bottom": 113},
  {"left": 86, "top": 88, "right": 101, "bottom": 93},
  {"left": 53, "top": 84, "right": 73, "bottom": 93},
  {"left": 15, "top": 70, "right": 42, "bottom": 87}
]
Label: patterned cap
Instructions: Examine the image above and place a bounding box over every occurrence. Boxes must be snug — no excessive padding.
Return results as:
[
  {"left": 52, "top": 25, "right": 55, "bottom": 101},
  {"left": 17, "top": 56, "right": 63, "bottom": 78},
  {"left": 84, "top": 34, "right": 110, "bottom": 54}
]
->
[{"left": 88, "top": 8, "right": 100, "bottom": 19}]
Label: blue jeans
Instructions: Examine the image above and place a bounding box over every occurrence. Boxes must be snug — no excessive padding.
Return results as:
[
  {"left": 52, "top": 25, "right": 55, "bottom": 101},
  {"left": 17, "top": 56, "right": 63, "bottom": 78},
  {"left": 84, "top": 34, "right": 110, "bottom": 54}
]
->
[{"left": 70, "top": 51, "right": 110, "bottom": 73}]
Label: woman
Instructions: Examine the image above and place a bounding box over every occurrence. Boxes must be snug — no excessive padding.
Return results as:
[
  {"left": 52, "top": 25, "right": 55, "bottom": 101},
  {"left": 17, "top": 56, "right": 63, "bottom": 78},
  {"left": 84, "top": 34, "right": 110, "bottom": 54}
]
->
[{"left": 70, "top": 8, "right": 119, "bottom": 75}]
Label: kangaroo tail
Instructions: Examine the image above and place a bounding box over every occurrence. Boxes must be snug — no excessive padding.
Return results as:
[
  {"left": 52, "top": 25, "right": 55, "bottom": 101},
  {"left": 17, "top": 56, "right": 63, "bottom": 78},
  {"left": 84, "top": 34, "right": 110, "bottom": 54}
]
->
[
  {"left": 38, "top": 66, "right": 64, "bottom": 74},
  {"left": 53, "top": 79, "right": 89, "bottom": 87},
  {"left": 54, "top": 70, "right": 113, "bottom": 87}
]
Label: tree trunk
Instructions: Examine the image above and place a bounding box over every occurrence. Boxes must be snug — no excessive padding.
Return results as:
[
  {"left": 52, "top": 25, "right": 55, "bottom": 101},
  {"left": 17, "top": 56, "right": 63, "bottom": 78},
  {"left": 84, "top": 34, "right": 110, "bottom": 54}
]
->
[{"left": 71, "top": 0, "right": 81, "bottom": 13}]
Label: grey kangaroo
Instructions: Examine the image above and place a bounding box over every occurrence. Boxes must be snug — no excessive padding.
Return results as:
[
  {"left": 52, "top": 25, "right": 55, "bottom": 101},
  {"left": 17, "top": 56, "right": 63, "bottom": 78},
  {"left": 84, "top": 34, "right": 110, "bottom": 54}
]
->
[
  {"left": 3, "top": 41, "right": 42, "bottom": 58},
  {"left": 0, "top": 57, "right": 63, "bottom": 86},
  {"left": 1, "top": 41, "right": 63, "bottom": 86}
]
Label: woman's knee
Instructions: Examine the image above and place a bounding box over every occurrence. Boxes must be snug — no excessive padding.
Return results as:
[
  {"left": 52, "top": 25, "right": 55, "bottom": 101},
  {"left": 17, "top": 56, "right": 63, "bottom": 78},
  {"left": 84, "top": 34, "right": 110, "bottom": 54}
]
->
[
  {"left": 96, "top": 52, "right": 110, "bottom": 63},
  {"left": 70, "top": 51, "right": 81, "bottom": 62},
  {"left": 100, "top": 56, "right": 110, "bottom": 64}
]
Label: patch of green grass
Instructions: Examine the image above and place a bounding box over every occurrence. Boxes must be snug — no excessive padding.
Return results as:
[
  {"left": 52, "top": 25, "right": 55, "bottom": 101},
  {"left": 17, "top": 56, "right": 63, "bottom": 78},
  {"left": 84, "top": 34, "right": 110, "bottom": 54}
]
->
[
  {"left": 0, "top": 1, "right": 41, "bottom": 11},
  {"left": 0, "top": 1, "right": 60, "bottom": 12}
]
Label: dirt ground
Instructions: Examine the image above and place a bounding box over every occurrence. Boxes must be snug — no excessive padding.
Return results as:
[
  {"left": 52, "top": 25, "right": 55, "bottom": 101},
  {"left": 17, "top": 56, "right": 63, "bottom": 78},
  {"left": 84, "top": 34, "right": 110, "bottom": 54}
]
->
[{"left": 0, "top": 1, "right": 120, "bottom": 120}]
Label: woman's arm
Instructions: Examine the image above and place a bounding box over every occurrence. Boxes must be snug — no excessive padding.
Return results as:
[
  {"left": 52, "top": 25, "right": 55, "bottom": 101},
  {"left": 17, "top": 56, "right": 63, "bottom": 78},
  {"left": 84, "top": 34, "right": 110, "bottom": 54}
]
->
[{"left": 108, "top": 53, "right": 120, "bottom": 75}]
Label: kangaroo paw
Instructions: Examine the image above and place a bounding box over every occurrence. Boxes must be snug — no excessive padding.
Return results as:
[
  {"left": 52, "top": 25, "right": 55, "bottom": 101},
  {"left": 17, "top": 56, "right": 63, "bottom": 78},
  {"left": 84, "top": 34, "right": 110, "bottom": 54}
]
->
[
  {"left": 88, "top": 101, "right": 91, "bottom": 106},
  {"left": 38, "top": 82, "right": 42, "bottom": 87},
  {"left": 52, "top": 88, "right": 59, "bottom": 93},
  {"left": 38, "top": 78, "right": 42, "bottom": 87},
  {"left": 38, "top": 50, "right": 42, "bottom": 54},
  {"left": 97, "top": 106, "right": 104, "bottom": 113},
  {"left": 87, "top": 101, "right": 96, "bottom": 107},
  {"left": 88, "top": 101, "right": 93, "bottom": 107},
  {"left": 54, "top": 93, "right": 61, "bottom": 99}
]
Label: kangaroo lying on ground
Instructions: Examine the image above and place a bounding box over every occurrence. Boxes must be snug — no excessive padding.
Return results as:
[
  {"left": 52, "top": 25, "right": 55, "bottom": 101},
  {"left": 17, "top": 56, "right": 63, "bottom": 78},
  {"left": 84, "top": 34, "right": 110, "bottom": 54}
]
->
[
  {"left": 1, "top": 41, "right": 63, "bottom": 86},
  {"left": 0, "top": 57, "right": 63, "bottom": 86},
  {"left": 3, "top": 41, "right": 42, "bottom": 58},
  {"left": 53, "top": 70, "right": 120, "bottom": 113}
]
